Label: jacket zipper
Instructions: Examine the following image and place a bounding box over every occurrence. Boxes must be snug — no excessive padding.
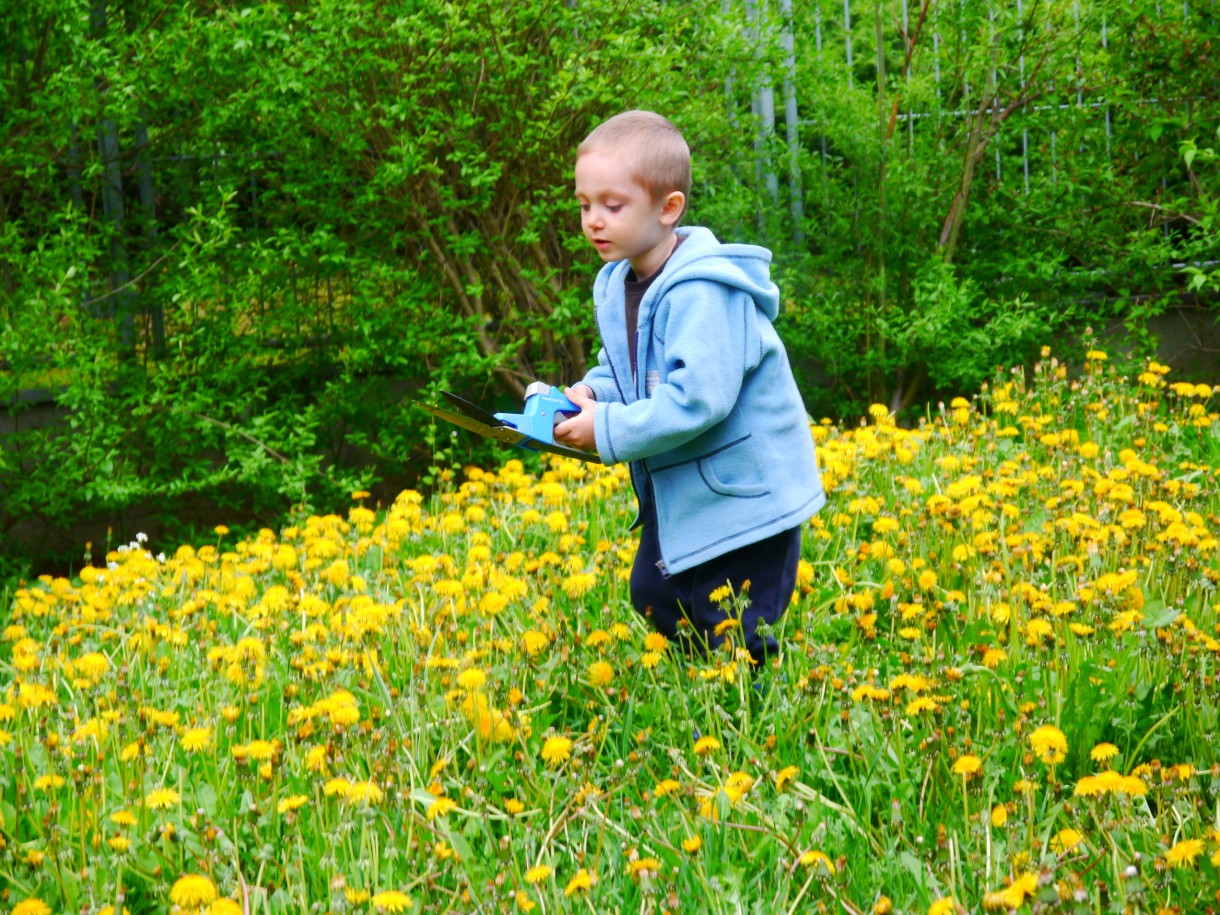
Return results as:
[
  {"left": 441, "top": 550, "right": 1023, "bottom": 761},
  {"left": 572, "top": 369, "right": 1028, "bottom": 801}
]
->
[{"left": 595, "top": 285, "right": 668, "bottom": 578}]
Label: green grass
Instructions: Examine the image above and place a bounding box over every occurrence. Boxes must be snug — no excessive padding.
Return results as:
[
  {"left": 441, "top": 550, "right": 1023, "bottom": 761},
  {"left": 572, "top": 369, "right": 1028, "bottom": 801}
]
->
[{"left": 1, "top": 347, "right": 1218, "bottom": 915}]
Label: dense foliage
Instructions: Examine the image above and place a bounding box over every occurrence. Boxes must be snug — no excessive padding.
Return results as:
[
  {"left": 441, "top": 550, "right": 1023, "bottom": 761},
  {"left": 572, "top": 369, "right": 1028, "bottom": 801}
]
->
[
  {"left": 1, "top": 346, "right": 1217, "bottom": 913},
  {"left": 0, "top": 0, "right": 758, "bottom": 576},
  {"left": 781, "top": 0, "right": 1220, "bottom": 412},
  {"left": 1, "top": 0, "right": 1217, "bottom": 578}
]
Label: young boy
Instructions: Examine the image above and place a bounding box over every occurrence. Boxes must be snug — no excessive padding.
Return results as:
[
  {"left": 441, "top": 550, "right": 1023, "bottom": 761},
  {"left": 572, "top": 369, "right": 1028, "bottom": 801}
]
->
[{"left": 555, "top": 110, "right": 825, "bottom": 665}]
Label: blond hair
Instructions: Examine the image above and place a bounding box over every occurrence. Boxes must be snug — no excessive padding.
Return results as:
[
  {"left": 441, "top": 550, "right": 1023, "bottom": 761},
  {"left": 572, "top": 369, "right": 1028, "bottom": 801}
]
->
[{"left": 577, "top": 111, "right": 691, "bottom": 213}]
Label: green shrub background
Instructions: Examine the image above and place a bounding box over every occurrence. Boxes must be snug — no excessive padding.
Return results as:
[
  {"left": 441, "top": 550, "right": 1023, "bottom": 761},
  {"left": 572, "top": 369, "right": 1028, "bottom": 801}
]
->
[{"left": 1, "top": 0, "right": 1217, "bottom": 580}]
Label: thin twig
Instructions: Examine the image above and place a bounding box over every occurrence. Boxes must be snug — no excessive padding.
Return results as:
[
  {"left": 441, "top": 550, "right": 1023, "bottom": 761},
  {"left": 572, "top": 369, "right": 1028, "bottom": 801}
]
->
[
  {"left": 84, "top": 240, "right": 182, "bottom": 307},
  {"left": 190, "top": 412, "right": 292, "bottom": 464}
]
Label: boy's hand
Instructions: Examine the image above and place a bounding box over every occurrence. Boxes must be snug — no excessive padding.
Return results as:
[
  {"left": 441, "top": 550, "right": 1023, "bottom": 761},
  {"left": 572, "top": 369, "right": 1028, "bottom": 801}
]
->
[{"left": 554, "top": 385, "right": 597, "bottom": 452}]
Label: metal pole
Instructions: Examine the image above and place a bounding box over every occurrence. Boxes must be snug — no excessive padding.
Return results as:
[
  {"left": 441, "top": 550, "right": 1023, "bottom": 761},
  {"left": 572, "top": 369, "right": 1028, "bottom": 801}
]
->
[
  {"left": 93, "top": 0, "right": 136, "bottom": 352},
  {"left": 1017, "top": 0, "right": 1029, "bottom": 194},
  {"left": 747, "top": 0, "right": 780, "bottom": 208},
  {"left": 780, "top": 0, "right": 805, "bottom": 243},
  {"left": 815, "top": 3, "right": 830, "bottom": 214},
  {"left": 843, "top": 0, "right": 854, "bottom": 88},
  {"left": 990, "top": 7, "right": 1000, "bottom": 183}
]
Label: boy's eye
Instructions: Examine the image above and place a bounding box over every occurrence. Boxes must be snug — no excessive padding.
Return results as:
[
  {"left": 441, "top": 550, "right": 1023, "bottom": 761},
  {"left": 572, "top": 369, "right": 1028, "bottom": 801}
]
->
[{"left": 607, "top": 205, "right": 623, "bottom": 213}]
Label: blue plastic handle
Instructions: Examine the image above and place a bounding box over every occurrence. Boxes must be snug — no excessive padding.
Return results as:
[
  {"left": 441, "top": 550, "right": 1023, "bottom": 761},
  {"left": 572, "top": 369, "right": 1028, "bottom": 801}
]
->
[{"left": 494, "top": 384, "right": 580, "bottom": 445}]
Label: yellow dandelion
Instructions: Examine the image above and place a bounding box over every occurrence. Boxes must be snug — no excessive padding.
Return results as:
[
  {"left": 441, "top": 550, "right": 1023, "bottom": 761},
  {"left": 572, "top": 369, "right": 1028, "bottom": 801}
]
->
[
  {"left": 682, "top": 835, "right": 702, "bottom": 853},
  {"left": 564, "top": 868, "right": 595, "bottom": 897},
  {"left": 952, "top": 754, "right": 982, "bottom": 777},
  {"left": 457, "top": 668, "right": 488, "bottom": 690},
  {"left": 169, "top": 874, "right": 218, "bottom": 908},
  {"left": 640, "top": 650, "right": 663, "bottom": 669},
  {"left": 323, "top": 777, "right": 351, "bottom": 798},
  {"left": 515, "top": 890, "right": 536, "bottom": 912},
  {"left": 990, "top": 804, "right": 1007, "bottom": 827},
  {"left": 209, "top": 901, "right": 243, "bottom": 915},
  {"left": 1089, "top": 742, "right": 1119, "bottom": 765},
  {"left": 798, "top": 850, "right": 836, "bottom": 873},
  {"left": 693, "top": 735, "right": 721, "bottom": 755},
  {"left": 1023, "top": 618, "right": 1053, "bottom": 645},
  {"left": 905, "top": 697, "right": 940, "bottom": 716},
  {"left": 305, "top": 745, "right": 330, "bottom": 774},
  {"left": 627, "top": 857, "right": 662, "bottom": 880},
  {"left": 427, "top": 796, "right": 458, "bottom": 821},
  {"left": 144, "top": 787, "right": 182, "bottom": 810},
  {"left": 540, "top": 736, "right": 573, "bottom": 767},
  {"left": 708, "top": 584, "right": 734, "bottom": 603},
  {"left": 928, "top": 898, "right": 956, "bottom": 915},
  {"left": 643, "top": 632, "right": 669, "bottom": 652},
  {"left": 653, "top": 779, "right": 681, "bottom": 798},
  {"left": 587, "top": 661, "right": 614, "bottom": 687},
  {"left": 370, "top": 890, "right": 413, "bottom": 911},
  {"left": 1000, "top": 872, "right": 1039, "bottom": 908},
  {"left": 585, "top": 629, "right": 612, "bottom": 648},
  {"left": 180, "top": 727, "right": 212, "bottom": 752},
  {"left": 561, "top": 571, "right": 596, "bottom": 597},
  {"left": 12, "top": 900, "right": 52, "bottom": 915},
  {"left": 981, "top": 647, "right": 1008, "bottom": 668},
  {"left": 1028, "top": 724, "right": 1067, "bottom": 764},
  {"left": 1164, "top": 838, "right": 1205, "bottom": 869},
  {"left": 243, "top": 739, "right": 276, "bottom": 761},
  {"left": 1118, "top": 775, "right": 1148, "bottom": 796},
  {"left": 1050, "top": 828, "right": 1083, "bottom": 854},
  {"left": 520, "top": 630, "right": 549, "bottom": 655},
  {"left": 775, "top": 765, "right": 799, "bottom": 792},
  {"left": 277, "top": 795, "right": 309, "bottom": 815},
  {"left": 345, "top": 780, "right": 384, "bottom": 805},
  {"left": 525, "top": 864, "right": 554, "bottom": 883}
]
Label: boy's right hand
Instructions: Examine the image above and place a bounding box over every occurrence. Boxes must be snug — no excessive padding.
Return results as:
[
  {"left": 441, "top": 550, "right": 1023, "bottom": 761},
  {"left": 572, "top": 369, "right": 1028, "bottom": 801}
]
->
[
  {"left": 554, "top": 385, "right": 597, "bottom": 452},
  {"left": 564, "top": 384, "right": 595, "bottom": 405}
]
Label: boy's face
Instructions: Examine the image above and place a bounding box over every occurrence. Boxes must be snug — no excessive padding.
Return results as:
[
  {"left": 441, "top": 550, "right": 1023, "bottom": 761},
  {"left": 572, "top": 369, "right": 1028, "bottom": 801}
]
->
[{"left": 575, "top": 149, "right": 685, "bottom": 279}]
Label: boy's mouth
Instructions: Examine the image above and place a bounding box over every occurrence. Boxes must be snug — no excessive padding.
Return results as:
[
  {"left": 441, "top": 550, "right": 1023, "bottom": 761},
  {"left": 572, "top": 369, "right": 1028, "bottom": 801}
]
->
[{"left": 592, "top": 238, "right": 612, "bottom": 250}]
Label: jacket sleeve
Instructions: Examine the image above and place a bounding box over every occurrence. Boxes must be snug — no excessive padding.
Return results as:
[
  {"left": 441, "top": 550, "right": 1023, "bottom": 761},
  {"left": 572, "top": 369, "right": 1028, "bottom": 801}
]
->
[
  {"left": 576, "top": 345, "right": 622, "bottom": 404},
  {"left": 593, "top": 279, "right": 761, "bottom": 465}
]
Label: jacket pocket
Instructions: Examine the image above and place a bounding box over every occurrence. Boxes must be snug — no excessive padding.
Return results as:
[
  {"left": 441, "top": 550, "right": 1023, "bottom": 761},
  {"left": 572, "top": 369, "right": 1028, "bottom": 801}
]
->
[{"left": 695, "top": 435, "right": 770, "bottom": 498}]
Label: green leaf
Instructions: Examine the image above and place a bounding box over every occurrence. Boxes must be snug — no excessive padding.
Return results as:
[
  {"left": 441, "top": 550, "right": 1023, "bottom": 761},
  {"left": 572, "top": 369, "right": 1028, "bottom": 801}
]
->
[{"left": 1141, "top": 601, "right": 1178, "bottom": 629}]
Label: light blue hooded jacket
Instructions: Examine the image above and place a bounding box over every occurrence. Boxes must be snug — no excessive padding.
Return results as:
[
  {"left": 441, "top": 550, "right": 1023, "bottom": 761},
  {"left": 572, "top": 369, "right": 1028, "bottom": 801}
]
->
[{"left": 578, "top": 226, "right": 825, "bottom": 576}]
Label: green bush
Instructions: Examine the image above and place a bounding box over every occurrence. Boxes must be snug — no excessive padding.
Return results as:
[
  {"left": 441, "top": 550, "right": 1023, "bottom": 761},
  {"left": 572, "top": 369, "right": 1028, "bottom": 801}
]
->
[
  {"left": 0, "top": 0, "right": 762, "bottom": 575},
  {"left": 1, "top": 0, "right": 1216, "bottom": 579}
]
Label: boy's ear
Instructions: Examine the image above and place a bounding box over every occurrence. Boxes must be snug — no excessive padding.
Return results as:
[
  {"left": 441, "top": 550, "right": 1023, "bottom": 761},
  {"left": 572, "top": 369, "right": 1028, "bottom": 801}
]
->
[{"left": 660, "top": 191, "right": 686, "bottom": 226}]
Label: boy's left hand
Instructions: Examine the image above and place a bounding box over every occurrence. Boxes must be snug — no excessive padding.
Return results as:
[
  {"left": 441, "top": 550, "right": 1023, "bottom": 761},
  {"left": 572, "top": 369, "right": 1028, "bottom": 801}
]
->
[{"left": 554, "top": 386, "right": 597, "bottom": 453}]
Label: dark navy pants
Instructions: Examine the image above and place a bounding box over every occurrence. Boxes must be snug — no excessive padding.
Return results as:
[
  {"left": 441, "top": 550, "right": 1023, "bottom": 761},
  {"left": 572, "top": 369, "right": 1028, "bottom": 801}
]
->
[{"left": 629, "top": 498, "right": 802, "bottom": 666}]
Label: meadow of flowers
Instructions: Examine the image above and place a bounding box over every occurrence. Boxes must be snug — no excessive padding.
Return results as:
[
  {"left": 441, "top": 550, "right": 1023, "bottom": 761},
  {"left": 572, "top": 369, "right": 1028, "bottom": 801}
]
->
[{"left": 1, "top": 346, "right": 1218, "bottom": 915}]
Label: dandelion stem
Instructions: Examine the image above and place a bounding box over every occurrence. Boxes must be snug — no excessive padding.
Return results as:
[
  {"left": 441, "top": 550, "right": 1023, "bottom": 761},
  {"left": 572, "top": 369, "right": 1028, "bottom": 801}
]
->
[{"left": 783, "top": 868, "right": 818, "bottom": 915}]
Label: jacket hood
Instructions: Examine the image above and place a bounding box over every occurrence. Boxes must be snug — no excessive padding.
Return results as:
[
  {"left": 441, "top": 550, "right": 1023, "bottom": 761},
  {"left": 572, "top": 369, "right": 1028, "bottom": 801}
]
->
[{"left": 661, "top": 226, "right": 780, "bottom": 320}]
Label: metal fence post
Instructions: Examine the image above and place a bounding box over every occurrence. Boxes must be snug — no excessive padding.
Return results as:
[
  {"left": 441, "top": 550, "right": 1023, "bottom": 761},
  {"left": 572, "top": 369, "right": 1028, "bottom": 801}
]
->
[
  {"left": 92, "top": 0, "right": 136, "bottom": 353},
  {"left": 780, "top": 0, "right": 805, "bottom": 244},
  {"left": 747, "top": 0, "right": 781, "bottom": 211}
]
